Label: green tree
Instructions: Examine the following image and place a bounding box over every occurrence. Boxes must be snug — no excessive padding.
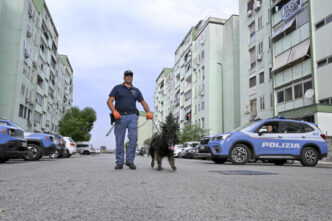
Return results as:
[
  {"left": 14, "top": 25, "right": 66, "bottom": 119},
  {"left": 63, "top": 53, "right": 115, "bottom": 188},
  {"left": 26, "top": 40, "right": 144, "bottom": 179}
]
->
[
  {"left": 178, "top": 124, "right": 207, "bottom": 144},
  {"left": 59, "top": 106, "right": 97, "bottom": 142}
]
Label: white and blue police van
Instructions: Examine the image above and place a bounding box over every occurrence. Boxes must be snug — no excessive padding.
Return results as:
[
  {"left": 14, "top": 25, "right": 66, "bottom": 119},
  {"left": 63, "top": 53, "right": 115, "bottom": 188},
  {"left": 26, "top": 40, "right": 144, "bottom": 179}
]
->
[{"left": 207, "top": 117, "right": 328, "bottom": 167}]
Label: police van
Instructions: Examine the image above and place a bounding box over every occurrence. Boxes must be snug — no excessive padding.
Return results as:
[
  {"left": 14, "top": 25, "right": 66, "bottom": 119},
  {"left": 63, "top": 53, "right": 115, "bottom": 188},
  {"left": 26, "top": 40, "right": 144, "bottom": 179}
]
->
[{"left": 207, "top": 117, "right": 328, "bottom": 167}]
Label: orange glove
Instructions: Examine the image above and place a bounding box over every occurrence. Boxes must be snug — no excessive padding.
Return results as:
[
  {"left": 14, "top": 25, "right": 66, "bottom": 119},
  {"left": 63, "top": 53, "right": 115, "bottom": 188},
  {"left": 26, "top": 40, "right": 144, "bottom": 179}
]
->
[
  {"left": 146, "top": 112, "right": 153, "bottom": 120},
  {"left": 113, "top": 110, "right": 121, "bottom": 120}
]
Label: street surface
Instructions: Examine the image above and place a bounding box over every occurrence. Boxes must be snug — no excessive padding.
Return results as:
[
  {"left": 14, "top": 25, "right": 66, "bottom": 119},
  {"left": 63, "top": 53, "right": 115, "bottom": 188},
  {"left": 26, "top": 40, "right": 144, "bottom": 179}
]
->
[{"left": 1, "top": 154, "right": 332, "bottom": 221}]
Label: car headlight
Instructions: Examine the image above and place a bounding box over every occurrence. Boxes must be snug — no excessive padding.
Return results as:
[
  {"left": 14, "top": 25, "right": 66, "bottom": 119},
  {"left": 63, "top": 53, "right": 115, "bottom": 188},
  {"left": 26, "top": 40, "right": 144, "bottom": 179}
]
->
[{"left": 213, "top": 134, "right": 231, "bottom": 141}]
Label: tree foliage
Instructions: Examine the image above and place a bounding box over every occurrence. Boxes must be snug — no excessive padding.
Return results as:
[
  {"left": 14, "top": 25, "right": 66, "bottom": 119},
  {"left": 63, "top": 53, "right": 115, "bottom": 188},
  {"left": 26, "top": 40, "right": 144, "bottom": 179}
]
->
[
  {"left": 178, "top": 124, "right": 207, "bottom": 144},
  {"left": 59, "top": 106, "right": 97, "bottom": 142}
]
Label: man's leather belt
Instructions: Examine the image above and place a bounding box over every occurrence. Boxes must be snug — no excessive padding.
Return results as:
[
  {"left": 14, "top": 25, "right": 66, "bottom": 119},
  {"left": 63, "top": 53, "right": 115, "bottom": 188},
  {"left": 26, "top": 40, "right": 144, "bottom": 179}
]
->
[{"left": 119, "top": 111, "right": 136, "bottom": 115}]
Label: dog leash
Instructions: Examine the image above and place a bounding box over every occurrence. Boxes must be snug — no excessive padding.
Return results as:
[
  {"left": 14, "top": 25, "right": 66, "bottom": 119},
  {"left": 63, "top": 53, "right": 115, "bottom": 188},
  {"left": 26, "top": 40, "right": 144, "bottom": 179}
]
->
[{"left": 106, "top": 119, "right": 149, "bottom": 136}]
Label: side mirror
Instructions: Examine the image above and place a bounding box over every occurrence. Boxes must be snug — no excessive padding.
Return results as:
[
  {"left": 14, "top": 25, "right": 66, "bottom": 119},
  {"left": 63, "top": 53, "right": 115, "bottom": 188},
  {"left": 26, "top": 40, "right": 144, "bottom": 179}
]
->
[{"left": 258, "top": 128, "right": 267, "bottom": 136}]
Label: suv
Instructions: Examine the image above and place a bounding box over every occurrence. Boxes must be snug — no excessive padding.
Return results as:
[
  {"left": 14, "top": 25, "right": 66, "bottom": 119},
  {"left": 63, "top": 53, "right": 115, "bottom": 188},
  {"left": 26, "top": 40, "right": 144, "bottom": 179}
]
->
[
  {"left": 195, "top": 135, "right": 214, "bottom": 160},
  {"left": 0, "top": 119, "right": 56, "bottom": 161},
  {"left": 76, "top": 143, "right": 95, "bottom": 155},
  {"left": 207, "top": 117, "right": 328, "bottom": 167},
  {"left": 50, "top": 134, "right": 66, "bottom": 159},
  {"left": 0, "top": 119, "right": 27, "bottom": 163},
  {"left": 63, "top": 136, "right": 77, "bottom": 157}
]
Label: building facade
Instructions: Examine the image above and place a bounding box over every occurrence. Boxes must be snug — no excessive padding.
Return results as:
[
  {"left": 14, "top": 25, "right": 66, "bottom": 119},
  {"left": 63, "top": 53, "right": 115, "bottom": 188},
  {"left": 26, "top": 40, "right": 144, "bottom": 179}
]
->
[
  {"left": 154, "top": 16, "right": 240, "bottom": 135},
  {"left": 0, "top": 0, "right": 73, "bottom": 134},
  {"left": 240, "top": 0, "right": 332, "bottom": 135},
  {"left": 137, "top": 111, "right": 153, "bottom": 149}
]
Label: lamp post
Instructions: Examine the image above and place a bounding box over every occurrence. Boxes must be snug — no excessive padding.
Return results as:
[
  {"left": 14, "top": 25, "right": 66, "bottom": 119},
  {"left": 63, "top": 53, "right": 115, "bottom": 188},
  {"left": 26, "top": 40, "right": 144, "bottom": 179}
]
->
[{"left": 217, "top": 62, "right": 224, "bottom": 132}]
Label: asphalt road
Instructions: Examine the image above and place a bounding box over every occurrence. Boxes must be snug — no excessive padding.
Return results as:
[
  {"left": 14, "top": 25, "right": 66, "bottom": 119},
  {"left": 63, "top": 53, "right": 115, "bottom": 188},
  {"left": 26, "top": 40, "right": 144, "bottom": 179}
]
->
[{"left": 1, "top": 154, "right": 332, "bottom": 221}]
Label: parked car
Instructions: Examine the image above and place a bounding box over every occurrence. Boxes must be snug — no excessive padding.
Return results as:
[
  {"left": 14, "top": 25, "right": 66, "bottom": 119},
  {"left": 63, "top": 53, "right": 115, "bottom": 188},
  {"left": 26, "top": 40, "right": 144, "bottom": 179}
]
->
[
  {"left": 173, "top": 144, "right": 183, "bottom": 157},
  {"left": 195, "top": 135, "right": 214, "bottom": 160},
  {"left": 50, "top": 134, "right": 66, "bottom": 159},
  {"left": 1, "top": 119, "right": 56, "bottom": 161},
  {"left": 76, "top": 143, "right": 95, "bottom": 155},
  {"left": 0, "top": 119, "right": 27, "bottom": 163},
  {"left": 178, "top": 141, "right": 199, "bottom": 158},
  {"left": 207, "top": 117, "right": 328, "bottom": 166},
  {"left": 63, "top": 136, "right": 77, "bottom": 157},
  {"left": 183, "top": 146, "right": 199, "bottom": 159}
]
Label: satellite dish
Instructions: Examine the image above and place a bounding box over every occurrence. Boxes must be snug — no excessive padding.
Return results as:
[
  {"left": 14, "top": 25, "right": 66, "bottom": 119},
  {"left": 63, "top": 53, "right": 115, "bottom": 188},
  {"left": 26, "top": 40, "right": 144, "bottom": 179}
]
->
[{"left": 304, "top": 89, "right": 314, "bottom": 99}]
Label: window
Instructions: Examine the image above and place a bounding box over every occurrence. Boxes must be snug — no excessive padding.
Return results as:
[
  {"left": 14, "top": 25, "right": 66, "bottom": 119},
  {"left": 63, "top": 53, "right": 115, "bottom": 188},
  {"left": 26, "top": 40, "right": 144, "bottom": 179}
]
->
[
  {"left": 247, "top": 0, "right": 254, "bottom": 11},
  {"left": 258, "top": 41, "right": 263, "bottom": 56},
  {"left": 285, "top": 87, "right": 293, "bottom": 102},
  {"left": 201, "top": 101, "right": 204, "bottom": 110},
  {"left": 249, "top": 76, "right": 256, "bottom": 88},
  {"left": 185, "top": 90, "right": 192, "bottom": 101},
  {"left": 250, "top": 47, "right": 256, "bottom": 69},
  {"left": 250, "top": 99, "right": 257, "bottom": 120},
  {"left": 294, "top": 83, "right": 303, "bottom": 99},
  {"left": 317, "top": 55, "right": 332, "bottom": 68},
  {"left": 37, "top": 75, "right": 43, "bottom": 88},
  {"left": 258, "top": 15, "right": 263, "bottom": 30},
  {"left": 201, "top": 118, "right": 205, "bottom": 129},
  {"left": 256, "top": 121, "right": 279, "bottom": 133},
  {"left": 296, "top": 7, "right": 309, "bottom": 28},
  {"left": 249, "top": 22, "right": 256, "bottom": 44},
  {"left": 316, "top": 14, "right": 332, "bottom": 30},
  {"left": 21, "top": 84, "right": 25, "bottom": 95},
  {"left": 277, "top": 91, "right": 284, "bottom": 103},
  {"left": 268, "top": 36, "right": 271, "bottom": 50},
  {"left": 303, "top": 80, "right": 312, "bottom": 93},
  {"left": 19, "top": 104, "right": 24, "bottom": 118},
  {"left": 270, "top": 93, "right": 273, "bottom": 107},
  {"left": 259, "top": 72, "right": 264, "bottom": 84},
  {"left": 36, "top": 93, "right": 43, "bottom": 106},
  {"left": 279, "top": 122, "right": 304, "bottom": 133},
  {"left": 260, "top": 96, "right": 265, "bottom": 110},
  {"left": 34, "top": 112, "right": 42, "bottom": 124}
]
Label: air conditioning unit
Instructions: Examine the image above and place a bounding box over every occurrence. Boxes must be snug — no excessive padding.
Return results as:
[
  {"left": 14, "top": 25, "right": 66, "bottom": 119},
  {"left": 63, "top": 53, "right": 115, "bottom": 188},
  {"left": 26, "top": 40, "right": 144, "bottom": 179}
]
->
[
  {"left": 24, "top": 48, "right": 30, "bottom": 58},
  {"left": 254, "top": 1, "right": 261, "bottom": 11},
  {"left": 32, "top": 61, "right": 37, "bottom": 68},
  {"left": 201, "top": 91, "right": 204, "bottom": 96},
  {"left": 247, "top": 10, "right": 253, "bottom": 17},
  {"left": 257, "top": 54, "right": 262, "bottom": 61}
]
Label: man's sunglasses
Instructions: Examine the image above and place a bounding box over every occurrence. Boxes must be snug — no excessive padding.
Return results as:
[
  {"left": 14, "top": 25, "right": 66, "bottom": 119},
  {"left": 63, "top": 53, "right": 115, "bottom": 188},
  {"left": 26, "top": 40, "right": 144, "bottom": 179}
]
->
[{"left": 124, "top": 73, "right": 133, "bottom": 77}]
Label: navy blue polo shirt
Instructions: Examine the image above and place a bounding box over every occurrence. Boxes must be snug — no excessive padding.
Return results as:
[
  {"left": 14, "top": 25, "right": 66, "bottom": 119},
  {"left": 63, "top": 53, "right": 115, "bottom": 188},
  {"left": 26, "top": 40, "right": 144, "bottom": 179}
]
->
[{"left": 109, "top": 84, "right": 144, "bottom": 112}]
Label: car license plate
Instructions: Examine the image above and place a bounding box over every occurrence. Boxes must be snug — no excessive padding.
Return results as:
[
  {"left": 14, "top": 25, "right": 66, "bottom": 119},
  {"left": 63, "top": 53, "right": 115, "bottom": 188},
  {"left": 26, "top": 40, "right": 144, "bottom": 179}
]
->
[
  {"left": 200, "top": 145, "right": 205, "bottom": 150},
  {"left": 22, "top": 142, "right": 27, "bottom": 147}
]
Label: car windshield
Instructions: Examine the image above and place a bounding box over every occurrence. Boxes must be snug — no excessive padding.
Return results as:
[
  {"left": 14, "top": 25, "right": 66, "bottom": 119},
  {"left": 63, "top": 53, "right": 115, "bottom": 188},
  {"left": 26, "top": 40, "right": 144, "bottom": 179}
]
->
[
  {"left": 0, "top": 121, "right": 9, "bottom": 126},
  {"left": 232, "top": 121, "right": 258, "bottom": 132}
]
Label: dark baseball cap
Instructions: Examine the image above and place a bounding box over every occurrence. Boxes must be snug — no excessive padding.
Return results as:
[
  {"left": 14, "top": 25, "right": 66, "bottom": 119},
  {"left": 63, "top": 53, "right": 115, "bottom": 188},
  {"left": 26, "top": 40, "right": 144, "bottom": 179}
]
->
[{"left": 124, "top": 70, "right": 133, "bottom": 76}]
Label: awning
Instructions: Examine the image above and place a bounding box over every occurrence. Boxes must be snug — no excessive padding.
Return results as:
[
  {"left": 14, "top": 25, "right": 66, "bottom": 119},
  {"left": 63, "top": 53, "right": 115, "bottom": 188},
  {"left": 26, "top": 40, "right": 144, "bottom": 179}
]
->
[
  {"left": 288, "top": 39, "right": 310, "bottom": 64},
  {"left": 283, "top": 17, "right": 296, "bottom": 33},
  {"left": 271, "top": 24, "right": 284, "bottom": 40},
  {"left": 272, "top": 49, "right": 291, "bottom": 72},
  {"left": 272, "top": 17, "right": 296, "bottom": 42}
]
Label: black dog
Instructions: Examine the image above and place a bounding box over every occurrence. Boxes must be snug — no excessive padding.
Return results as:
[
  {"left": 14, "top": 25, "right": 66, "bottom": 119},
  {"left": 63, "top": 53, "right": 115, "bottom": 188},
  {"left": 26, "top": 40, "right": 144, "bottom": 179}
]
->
[{"left": 149, "top": 113, "right": 179, "bottom": 170}]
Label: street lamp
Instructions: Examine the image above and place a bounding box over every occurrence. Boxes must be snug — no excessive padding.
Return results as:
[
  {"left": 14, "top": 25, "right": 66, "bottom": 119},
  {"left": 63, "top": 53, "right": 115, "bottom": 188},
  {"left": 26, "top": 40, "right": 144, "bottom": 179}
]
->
[{"left": 217, "top": 62, "right": 224, "bottom": 133}]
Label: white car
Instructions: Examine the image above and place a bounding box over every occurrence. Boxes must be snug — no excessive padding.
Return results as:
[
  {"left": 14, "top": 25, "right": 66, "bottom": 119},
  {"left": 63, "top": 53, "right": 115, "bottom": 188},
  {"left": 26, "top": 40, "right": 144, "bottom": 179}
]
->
[
  {"left": 63, "top": 136, "right": 77, "bottom": 157},
  {"left": 178, "top": 141, "right": 200, "bottom": 158},
  {"left": 76, "top": 143, "right": 95, "bottom": 155},
  {"left": 173, "top": 144, "right": 183, "bottom": 157}
]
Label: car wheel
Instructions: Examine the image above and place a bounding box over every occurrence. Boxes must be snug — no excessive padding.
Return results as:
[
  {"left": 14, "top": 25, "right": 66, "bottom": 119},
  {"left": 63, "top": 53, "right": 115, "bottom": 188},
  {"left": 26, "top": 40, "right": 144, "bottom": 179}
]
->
[
  {"left": 49, "top": 149, "right": 59, "bottom": 159},
  {"left": 300, "top": 147, "right": 318, "bottom": 167},
  {"left": 64, "top": 150, "right": 70, "bottom": 158},
  {"left": 272, "top": 159, "right": 287, "bottom": 166},
  {"left": 229, "top": 144, "right": 251, "bottom": 165},
  {"left": 23, "top": 144, "right": 41, "bottom": 161},
  {"left": 212, "top": 158, "right": 227, "bottom": 164}
]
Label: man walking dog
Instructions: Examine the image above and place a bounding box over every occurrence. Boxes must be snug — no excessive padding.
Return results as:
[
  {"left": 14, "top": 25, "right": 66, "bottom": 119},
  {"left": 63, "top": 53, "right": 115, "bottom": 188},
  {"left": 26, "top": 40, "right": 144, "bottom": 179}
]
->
[{"left": 107, "top": 70, "right": 153, "bottom": 170}]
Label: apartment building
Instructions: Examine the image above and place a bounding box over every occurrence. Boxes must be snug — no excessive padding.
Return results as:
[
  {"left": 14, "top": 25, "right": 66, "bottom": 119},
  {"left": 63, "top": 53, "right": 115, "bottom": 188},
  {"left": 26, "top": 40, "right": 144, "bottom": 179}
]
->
[
  {"left": 0, "top": 0, "right": 73, "bottom": 134},
  {"left": 154, "top": 68, "right": 173, "bottom": 131},
  {"left": 154, "top": 16, "right": 240, "bottom": 135},
  {"left": 240, "top": 0, "right": 332, "bottom": 135},
  {"left": 137, "top": 111, "right": 153, "bottom": 149}
]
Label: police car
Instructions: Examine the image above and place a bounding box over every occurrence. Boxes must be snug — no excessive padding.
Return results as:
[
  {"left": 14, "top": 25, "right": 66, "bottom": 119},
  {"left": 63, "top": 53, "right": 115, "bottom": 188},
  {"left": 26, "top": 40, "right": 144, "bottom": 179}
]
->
[{"left": 207, "top": 117, "right": 328, "bottom": 167}]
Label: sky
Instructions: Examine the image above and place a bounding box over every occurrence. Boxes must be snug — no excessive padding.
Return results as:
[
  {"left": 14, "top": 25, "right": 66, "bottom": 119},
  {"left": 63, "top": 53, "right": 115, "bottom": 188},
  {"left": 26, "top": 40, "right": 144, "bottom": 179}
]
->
[{"left": 45, "top": 0, "right": 239, "bottom": 150}]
